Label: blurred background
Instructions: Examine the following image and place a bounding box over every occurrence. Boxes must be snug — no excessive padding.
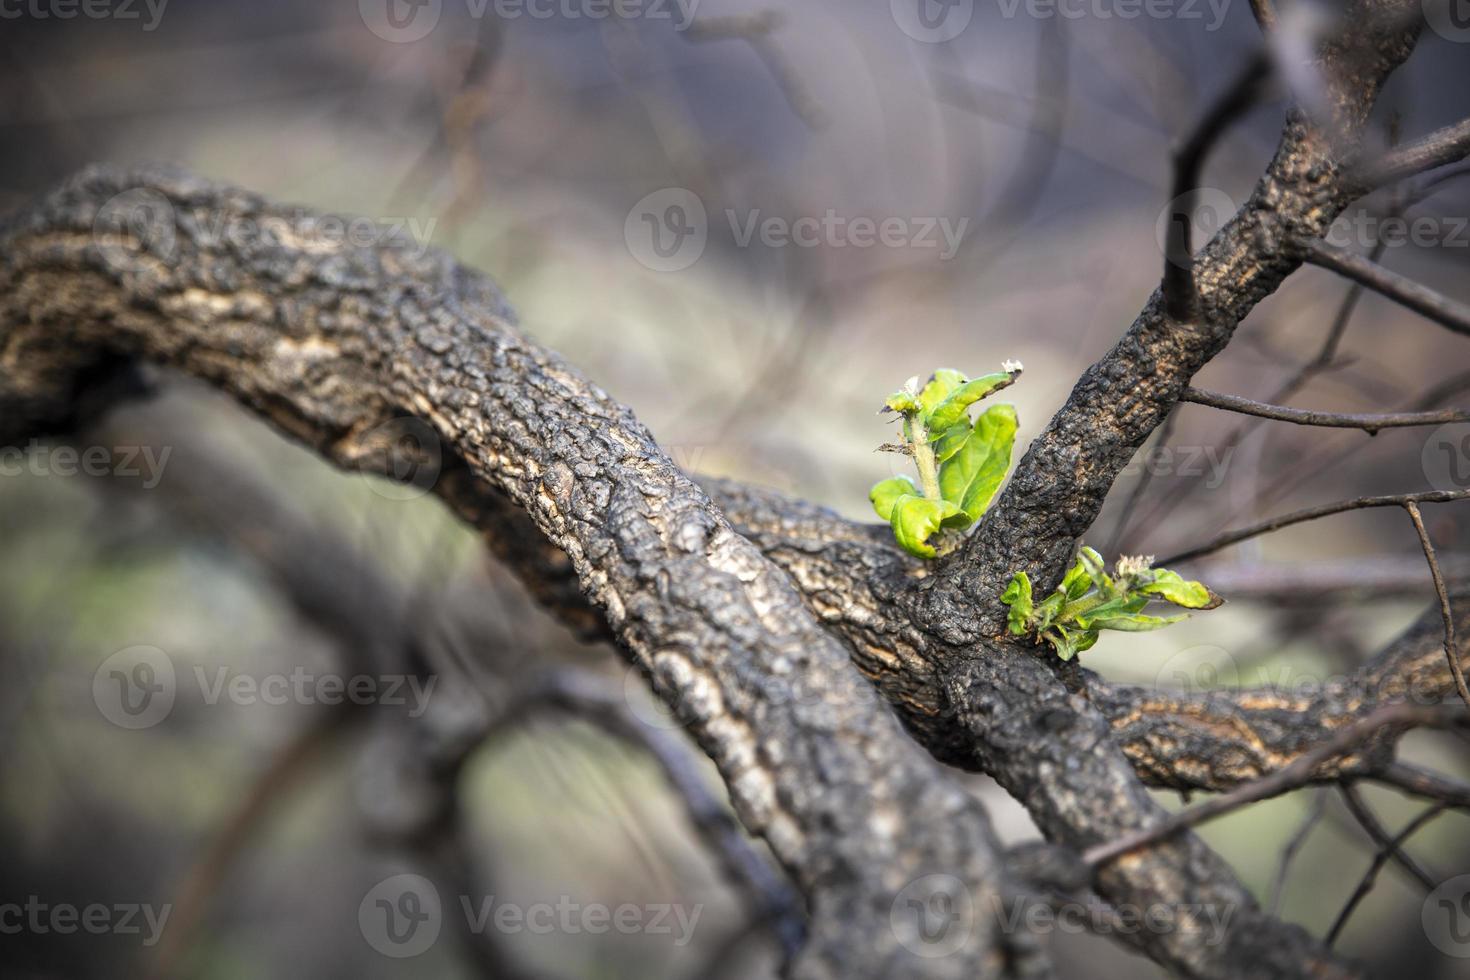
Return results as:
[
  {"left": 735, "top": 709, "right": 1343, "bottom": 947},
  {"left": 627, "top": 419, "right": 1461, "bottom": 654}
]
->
[{"left": 2, "top": 1, "right": 1470, "bottom": 977}]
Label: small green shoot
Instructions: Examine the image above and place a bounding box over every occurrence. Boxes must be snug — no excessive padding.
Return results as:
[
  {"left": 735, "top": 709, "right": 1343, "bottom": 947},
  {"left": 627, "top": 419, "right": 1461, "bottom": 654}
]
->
[
  {"left": 871, "top": 363, "right": 1022, "bottom": 558},
  {"left": 1001, "top": 549, "right": 1221, "bottom": 660}
]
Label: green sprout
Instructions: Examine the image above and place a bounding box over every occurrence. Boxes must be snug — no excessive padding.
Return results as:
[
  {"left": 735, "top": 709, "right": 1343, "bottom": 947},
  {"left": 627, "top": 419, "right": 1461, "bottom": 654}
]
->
[
  {"left": 870, "top": 363, "right": 1021, "bottom": 558},
  {"left": 1001, "top": 548, "right": 1222, "bottom": 661}
]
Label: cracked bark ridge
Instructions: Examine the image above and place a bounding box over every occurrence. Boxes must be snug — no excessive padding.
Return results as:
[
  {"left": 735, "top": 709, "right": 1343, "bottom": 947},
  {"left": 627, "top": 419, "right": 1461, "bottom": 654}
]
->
[
  {"left": 0, "top": 165, "right": 1038, "bottom": 980},
  {"left": 1095, "top": 597, "right": 1470, "bottom": 792},
  {"left": 948, "top": 642, "right": 1352, "bottom": 980},
  {"left": 0, "top": 165, "right": 1363, "bottom": 979}
]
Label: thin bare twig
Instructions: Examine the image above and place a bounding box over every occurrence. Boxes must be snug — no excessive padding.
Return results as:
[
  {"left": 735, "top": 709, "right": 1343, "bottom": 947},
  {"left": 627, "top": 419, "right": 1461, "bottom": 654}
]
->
[
  {"left": 1372, "top": 761, "right": 1470, "bottom": 810},
  {"left": 1080, "top": 703, "right": 1468, "bottom": 872},
  {"left": 1115, "top": 164, "right": 1411, "bottom": 550},
  {"left": 1162, "top": 53, "right": 1271, "bottom": 322},
  {"left": 1160, "top": 490, "right": 1470, "bottom": 565},
  {"left": 1405, "top": 501, "right": 1470, "bottom": 711},
  {"left": 1181, "top": 367, "right": 1470, "bottom": 559},
  {"left": 1306, "top": 241, "right": 1470, "bottom": 338},
  {"left": 149, "top": 713, "right": 351, "bottom": 980},
  {"left": 1268, "top": 789, "right": 1327, "bottom": 915},
  {"left": 1337, "top": 783, "right": 1438, "bottom": 892},
  {"left": 1326, "top": 799, "right": 1446, "bottom": 946},
  {"left": 1357, "top": 115, "right": 1470, "bottom": 190},
  {"left": 1180, "top": 556, "right": 1470, "bottom": 601},
  {"left": 1179, "top": 387, "right": 1470, "bottom": 431},
  {"left": 491, "top": 670, "right": 807, "bottom": 960}
]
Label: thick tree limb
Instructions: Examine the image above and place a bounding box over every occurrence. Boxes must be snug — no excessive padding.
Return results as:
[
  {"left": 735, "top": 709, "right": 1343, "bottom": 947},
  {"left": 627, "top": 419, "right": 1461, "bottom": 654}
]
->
[
  {"left": 392, "top": 454, "right": 1470, "bottom": 805},
  {"left": 1095, "top": 597, "right": 1470, "bottom": 791},
  {"left": 1373, "top": 762, "right": 1470, "bottom": 810},
  {"left": 917, "top": 0, "right": 1431, "bottom": 644},
  {"left": 0, "top": 163, "right": 1366, "bottom": 979},
  {"left": 632, "top": 488, "right": 1355, "bottom": 977},
  {"left": 0, "top": 166, "right": 1038, "bottom": 980},
  {"left": 1080, "top": 703, "right": 1466, "bottom": 870},
  {"left": 0, "top": 6, "right": 1459, "bottom": 976}
]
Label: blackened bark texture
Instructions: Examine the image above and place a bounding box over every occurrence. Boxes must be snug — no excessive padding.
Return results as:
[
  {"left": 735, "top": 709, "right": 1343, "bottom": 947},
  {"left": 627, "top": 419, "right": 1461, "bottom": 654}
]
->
[
  {"left": 1093, "top": 598, "right": 1470, "bottom": 791},
  {"left": 918, "top": 0, "right": 1424, "bottom": 643},
  {"left": 0, "top": 164, "right": 1362, "bottom": 980},
  {"left": 0, "top": 5, "right": 1448, "bottom": 977},
  {"left": 0, "top": 167, "right": 1039, "bottom": 980},
  {"left": 707, "top": 481, "right": 1468, "bottom": 799}
]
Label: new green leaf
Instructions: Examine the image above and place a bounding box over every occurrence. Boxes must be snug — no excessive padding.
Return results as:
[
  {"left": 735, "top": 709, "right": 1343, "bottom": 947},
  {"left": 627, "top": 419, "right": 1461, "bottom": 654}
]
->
[
  {"left": 937, "top": 403, "right": 1018, "bottom": 521},
  {"left": 871, "top": 364, "right": 1022, "bottom": 559},
  {"left": 1001, "top": 572, "right": 1033, "bottom": 635},
  {"left": 1135, "top": 569, "right": 1220, "bottom": 609},
  {"left": 999, "top": 548, "right": 1220, "bottom": 660},
  {"left": 869, "top": 476, "right": 918, "bottom": 522},
  {"left": 924, "top": 371, "right": 1016, "bottom": 433},
  {"left": 918, "top": 369, "right": 967, "bottom": 416},
  {"left": 889, "top": 494, "right": 967, "bottom": 559}
]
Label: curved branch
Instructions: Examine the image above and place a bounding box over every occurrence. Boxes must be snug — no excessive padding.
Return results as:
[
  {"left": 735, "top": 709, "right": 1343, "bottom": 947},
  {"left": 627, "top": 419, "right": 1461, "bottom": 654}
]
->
[
  {"left": 1096, "top": 596, "right": 1470, "bottom": 792},
  {"left": 0, "top": 165, "right": 1036, "bottom": 980}
]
